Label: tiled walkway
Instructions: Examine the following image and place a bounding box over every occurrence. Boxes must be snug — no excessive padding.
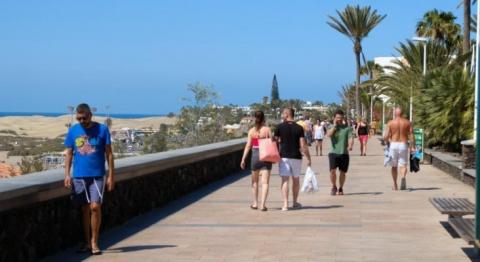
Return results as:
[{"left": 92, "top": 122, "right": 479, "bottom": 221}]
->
[{"left": 46, "top": 137, "right": 478, "bottom": 261}]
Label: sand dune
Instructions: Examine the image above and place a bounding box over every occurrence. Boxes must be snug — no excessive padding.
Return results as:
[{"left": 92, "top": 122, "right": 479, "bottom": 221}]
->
[{"left": 0, "top": 115, "right": 177, "bottom": 139}]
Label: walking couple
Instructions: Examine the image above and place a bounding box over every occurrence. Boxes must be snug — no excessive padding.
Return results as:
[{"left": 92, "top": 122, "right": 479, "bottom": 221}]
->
[{"left": 241, "top": 108, "right": 312, "bottom": 211}]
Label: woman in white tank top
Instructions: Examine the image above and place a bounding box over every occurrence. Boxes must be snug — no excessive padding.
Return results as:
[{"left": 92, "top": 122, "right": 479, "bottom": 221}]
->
[{"left": 313, "top": 119, "right": 326, "bottom": 156}]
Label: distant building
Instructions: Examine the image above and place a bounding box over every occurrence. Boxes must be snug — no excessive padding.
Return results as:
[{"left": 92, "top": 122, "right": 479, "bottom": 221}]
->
[
  {"left": 240, "top": 116, "right": 255, "bottom": 125},
  {"left": 301, "top": 102, "right": 328, "bottom": 114},
  {"left": 197, "top": 117, "right": 213, "bottom": 127},
  {"left": 42, "top": 153, "right": 65, "bottom": 170},
  {"left": 0, "top": 163, "right": 21, "bottom": 178},
  {"left": 232, "top": 106, "right": 252, "bottom": 116},
  {"left": 374, "top": 56, "right": 405, "bottom": 75}
]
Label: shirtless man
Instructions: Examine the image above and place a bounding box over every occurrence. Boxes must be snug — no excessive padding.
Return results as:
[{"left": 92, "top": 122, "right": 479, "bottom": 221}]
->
[{"left": 384, "top": 107, "right": 415, "bottom": 190}]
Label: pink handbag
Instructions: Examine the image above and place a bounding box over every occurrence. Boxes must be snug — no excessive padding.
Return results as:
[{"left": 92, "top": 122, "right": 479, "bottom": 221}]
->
[{"left": 259, "top": 138, "right": 281, "bottom": 163}]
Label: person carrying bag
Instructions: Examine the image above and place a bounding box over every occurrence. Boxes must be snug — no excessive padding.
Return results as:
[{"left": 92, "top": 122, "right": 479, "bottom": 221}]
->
[
  {"left": 259, "top": 134, "right": 280, "bottom": 163},
  {"left": 240, "top": 111, "right": 274, "bottom": 212}
]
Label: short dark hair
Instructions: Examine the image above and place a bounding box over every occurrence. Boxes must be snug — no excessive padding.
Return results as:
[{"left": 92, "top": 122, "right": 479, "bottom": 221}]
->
[
  {"left": 284, "top": 107, "right": 295, "bottom": 118},
  {"left": 76, "top": 103, "right": 91, "bottom": 114},
  {"left": 334, "top": 109, "right": 344, "bottom": 117}
]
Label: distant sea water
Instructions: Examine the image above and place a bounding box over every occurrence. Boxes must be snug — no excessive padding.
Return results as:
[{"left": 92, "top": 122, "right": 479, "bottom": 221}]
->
[{"left": 0, "top": 112, "right": 166, "bottom": 119}]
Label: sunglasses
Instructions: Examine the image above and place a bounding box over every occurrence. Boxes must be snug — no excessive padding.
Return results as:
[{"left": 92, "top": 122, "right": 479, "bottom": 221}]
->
[{"left": 76, "top": 116, "right": 89, "bottom": 121}]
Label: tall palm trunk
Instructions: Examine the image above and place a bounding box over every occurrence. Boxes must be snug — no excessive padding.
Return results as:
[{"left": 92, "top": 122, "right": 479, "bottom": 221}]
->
[
  {"left": 369, "top": 71, "right": 374, "bottom": 123},
  {"left": 464, "top": 0, "right": 471, "bottom": 55},
  {"left": 354, "top": 41, "right": 362, "bottom": 118}
]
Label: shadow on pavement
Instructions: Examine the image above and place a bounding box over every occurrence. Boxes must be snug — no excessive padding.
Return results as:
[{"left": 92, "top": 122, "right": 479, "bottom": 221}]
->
[
  {"left": 104, "top": 244, "right": 177, "bottom": 253},
  {"left": 439, "top": 221, "right": 460, "bottom": 238},
  {"left": 42, "top": 171, "right": 249, "bottom": 262},
  {"left": 407, "top": 187, "right": 441, "bottom": 191},
  {"left": 343, "top": 192, "right": 383, "bottom": 196},
  {"left": 301, "top": 205, "right": 343, "bottom": 210},
  {"left": 462, "top": 247, "right": 480, "bottom": 261}
]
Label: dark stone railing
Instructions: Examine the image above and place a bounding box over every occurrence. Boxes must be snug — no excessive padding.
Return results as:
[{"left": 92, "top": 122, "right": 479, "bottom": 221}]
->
[
  {"left": 461, "top": 139, "right": 476, "bottom": 169},
  {"left": 0, "top": 139, "right": 245, "bottom": 262},
  {"left": 424, "top": 149, "right": 475, "bottom": 187}
]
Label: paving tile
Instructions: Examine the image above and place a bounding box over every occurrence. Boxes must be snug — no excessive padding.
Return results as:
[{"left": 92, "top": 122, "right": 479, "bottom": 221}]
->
[{"left": 46, "top": 137, "right": 477, "bottom": 262}]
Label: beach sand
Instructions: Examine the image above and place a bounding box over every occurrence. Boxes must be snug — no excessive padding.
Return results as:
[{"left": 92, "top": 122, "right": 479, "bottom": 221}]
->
[{"left": 0, "top": 115, "right": 177, "bottom": 139}]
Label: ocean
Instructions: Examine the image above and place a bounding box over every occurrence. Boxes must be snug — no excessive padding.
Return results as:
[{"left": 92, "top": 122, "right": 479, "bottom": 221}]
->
[{"left": 0, "top": 112, "right": 166, "bottom": 119}]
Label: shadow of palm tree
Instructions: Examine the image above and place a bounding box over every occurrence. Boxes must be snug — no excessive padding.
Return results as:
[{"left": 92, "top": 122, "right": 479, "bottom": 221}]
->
[
  {"left": 343, "top": 192, "right": 383, "bottom": 196},
  {"left": 408, "top": 187, "right": 441, "bottom": 191},
  {"left": 301, "top": 205, "right": 343, "bottom": 210},
  {"left": 105, "top": 245, "right": 176, "bottom": 253},
  {"left": 268, "top": 205, "right": 343, "bottom": 211}
]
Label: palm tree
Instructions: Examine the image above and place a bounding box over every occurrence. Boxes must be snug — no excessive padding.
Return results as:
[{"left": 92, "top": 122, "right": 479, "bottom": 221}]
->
[
  {"left": 458, "top": 0, "right": 477, "bottom": 54},
  {"left": 360, "top": 60, "right": 385, "bottom": 122},
  {"left": 463, "top": 0, "right": 471, "bottom": 55},
  {"left": 471, "top": 14, "right": 477, "bottom": 33},
  {"left": 327, "top": 5, "right": 386, "bottom": 118},
  {"left": 338, "top": 84, "right": 356, "bottom": 120},
  {"left": 420, "top": 68, "right": 473, "bottom": 151},
  {"left": 360, "top": 60, "right": 384, "bottom": 80},
  {"left": 376, "top": 39, "right": 471, "bottom": 150},
  {"left": 416, "top": 9, "right": 461, "bottom": 52}
]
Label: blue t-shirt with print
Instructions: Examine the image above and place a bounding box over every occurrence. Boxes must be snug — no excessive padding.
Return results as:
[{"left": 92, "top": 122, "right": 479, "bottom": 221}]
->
[{"left": 64, "top": 122, "right": 111, "bottom": 178}]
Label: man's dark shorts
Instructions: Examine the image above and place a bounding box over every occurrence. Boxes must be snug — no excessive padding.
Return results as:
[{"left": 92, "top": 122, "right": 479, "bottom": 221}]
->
[
  {"left": 71, "top": 177, "right": 105, "bottom": 206},
  {"left": 328, "top": 153, "right": 349, "bottom": 172}
]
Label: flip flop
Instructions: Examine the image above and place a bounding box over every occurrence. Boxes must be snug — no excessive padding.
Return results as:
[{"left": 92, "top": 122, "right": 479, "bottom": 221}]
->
[
  {"left": 91, "top": 247, "right": 102, "bottom": 255},
  {"left": 250, "top": 205, "right": 258, "bottom": 210},
  {"left": 331, "top": 187, "right": 338, "bottom": 196},
  {"left": 260, "top": 207, "right": 268, "bottom": 212},
  {"left": 76, "top": 243, "right": 91, "bottom": 253},
  {"left": 292, "top": 203, "right": 302, "bottom": 209}
]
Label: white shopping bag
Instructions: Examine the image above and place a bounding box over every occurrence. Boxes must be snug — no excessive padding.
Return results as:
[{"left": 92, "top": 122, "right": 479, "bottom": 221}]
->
[
  {"left": 301, "top": 167, "right": 319, "bottom": 193},
  {"left": 383, "top": 146, "right": 392, "bottom": 167}
]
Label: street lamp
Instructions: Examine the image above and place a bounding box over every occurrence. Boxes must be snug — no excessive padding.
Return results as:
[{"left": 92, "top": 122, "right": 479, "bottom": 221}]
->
[
  {"left": 378, "top": 94, "right": 390, "bottom": 135},
  {"left": 368, "top": 86, "right": 387, "bottom": 125},
  {"left": 91, "top": 107, "right": 97, "bottom": 120},
  {"left": 367, "top": 92, "right": 377, "bottom": 124},
  {"left": 67, "top": 106, "right": 74, "bottom": 129},
  {"left": 475, "top": 0, "right": 480, "bottom": 243},
  {"left": 106, "top": 105, "right": 111, "bottom": 119},
  {"left": 412, "top": 36, "right": 428, "bottom": 75},
  {"left": 411, "top": 36, "right": 429, "bottom": 123}
]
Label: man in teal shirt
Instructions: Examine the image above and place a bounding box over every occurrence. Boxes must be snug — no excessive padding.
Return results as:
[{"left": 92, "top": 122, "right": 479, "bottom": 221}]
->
[{"left": 326, "top": 109, "right": 353, "bottom": 196}]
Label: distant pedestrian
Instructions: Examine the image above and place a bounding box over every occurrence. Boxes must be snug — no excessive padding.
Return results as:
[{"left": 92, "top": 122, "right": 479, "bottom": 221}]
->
[
  {"left": 326, "top": 109, "right": 353, "bottom": 196},
  {"left": 304, "top": 116, "right": 313, "bottom": 146},
  {"left": 356, "top": 118, "right": 369, "bottom": 156},
  {"left": 370, "top": 119, "right": 378, "bottom": 136},
  {"left": 274, "top": 108, "right": 312, "bottom": 211},
  {"left": 64, "top": 103, "right": 114, "bottom": 255},
  {"left": 241, "top": 111, "right": 272, "bottom": 211},
  {"left": 313, "top": 119, "right": 326, "bottom": 156},
  {"left": 384, "top": 107, "right": 415, "bottom": 190}
]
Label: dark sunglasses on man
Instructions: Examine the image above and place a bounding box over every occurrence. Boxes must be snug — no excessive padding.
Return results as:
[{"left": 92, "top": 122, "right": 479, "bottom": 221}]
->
[{"left": 76, "top": 114, "right": 91, "bottom": 122}]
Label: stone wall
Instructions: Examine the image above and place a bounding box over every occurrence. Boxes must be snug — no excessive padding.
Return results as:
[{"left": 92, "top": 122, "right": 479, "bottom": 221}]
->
[
  {"left": 424, "top": 150, "right": 475, "bottom": 187},
  {"left": 461, "top": 141, "right": 476, "bottom": 169},
  {"left": 0, "top": 139, "right": 245, "bottom": 262}
]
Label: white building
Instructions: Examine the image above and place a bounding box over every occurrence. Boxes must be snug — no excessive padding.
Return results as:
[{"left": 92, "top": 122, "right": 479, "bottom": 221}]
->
[{"left": 374, "top": 56, "right": 404, "bottom": 75}]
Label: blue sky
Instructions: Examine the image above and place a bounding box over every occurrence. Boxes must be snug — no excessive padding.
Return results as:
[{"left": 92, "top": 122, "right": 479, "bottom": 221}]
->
[{"left": 0, "top": 0, "right": 468, "bottom": 114}]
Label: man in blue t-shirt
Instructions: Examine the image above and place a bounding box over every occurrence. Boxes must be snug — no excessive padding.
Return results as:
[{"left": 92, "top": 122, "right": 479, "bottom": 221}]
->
[{"left": 64, "top": 103, "right": 114, "bottom": 255}]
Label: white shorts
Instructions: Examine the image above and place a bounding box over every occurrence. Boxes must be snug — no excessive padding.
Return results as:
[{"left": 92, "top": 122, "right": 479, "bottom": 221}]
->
[
  {"left": 279, "top": 158, "right": 302, "bottom": 177},
  {"left": 389, "top": 142, "right": 408, "bottom": 167}
]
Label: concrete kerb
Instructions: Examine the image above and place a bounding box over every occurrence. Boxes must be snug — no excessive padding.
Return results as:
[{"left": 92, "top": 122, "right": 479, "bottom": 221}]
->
[{"left": 0, "top": 138, "right": 246, "bottom": 212}]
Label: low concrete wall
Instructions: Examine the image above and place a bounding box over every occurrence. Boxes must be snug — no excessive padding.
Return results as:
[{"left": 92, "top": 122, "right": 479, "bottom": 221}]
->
[
  {"left": 424, "top": 150, "right": 475, "bottom": 187},
  {"left": 0, "top": 139, "right": 246, "bottom": 262}
]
